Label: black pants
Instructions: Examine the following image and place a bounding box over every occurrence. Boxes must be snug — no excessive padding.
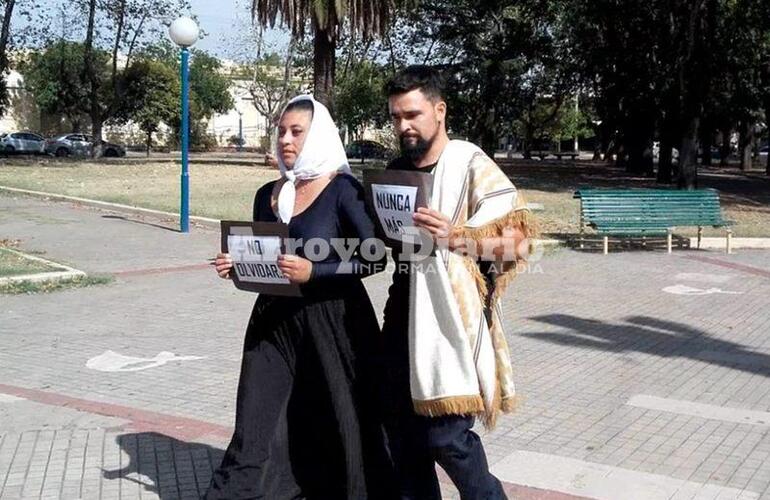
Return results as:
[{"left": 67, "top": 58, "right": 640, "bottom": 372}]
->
[{"left": 381, "top": 297, "right": 507, "bottom": 500}]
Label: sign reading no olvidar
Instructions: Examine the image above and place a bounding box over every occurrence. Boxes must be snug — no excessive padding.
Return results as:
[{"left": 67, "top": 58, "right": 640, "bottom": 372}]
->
[
  {"left": 228, "top": 234, "right": 288, "bottom": 285},
  {"left": 221, "top": 221, "right": 301, "bottom": 296}
]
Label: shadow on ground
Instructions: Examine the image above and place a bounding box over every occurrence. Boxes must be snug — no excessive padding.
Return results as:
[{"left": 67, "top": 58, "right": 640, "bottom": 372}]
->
[
  {"left": 523, "top": 314, "right": 770, "bottom": 377},
  {"left": 498, "top": 159, "right": 770, "bottom": 210},
  {"left": 103, "top": 431, "right": 224, "bottom": 499}
]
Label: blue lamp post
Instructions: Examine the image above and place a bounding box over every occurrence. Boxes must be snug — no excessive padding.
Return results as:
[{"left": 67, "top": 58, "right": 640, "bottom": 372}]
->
[{"left": 169, "top": 17, "right": 199, "bottom": 233}]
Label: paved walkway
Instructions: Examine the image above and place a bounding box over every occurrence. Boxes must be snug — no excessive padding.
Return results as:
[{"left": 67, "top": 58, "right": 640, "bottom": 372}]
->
[{"left": 1, "top": 193, "right": 769, "bottom": 500}]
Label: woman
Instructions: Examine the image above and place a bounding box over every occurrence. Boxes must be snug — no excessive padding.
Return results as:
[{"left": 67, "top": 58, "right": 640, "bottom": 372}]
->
[{"left": 207, "top": 95, "right": 392, "bottom": 500}]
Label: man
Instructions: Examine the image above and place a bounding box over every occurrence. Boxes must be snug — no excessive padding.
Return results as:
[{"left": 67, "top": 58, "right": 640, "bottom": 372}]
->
[{"left": 380, "top": 65, "right": 533, "bottom": 499}]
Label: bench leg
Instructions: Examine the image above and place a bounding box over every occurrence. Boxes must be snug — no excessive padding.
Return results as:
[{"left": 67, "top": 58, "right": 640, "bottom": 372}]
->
[
  {"left": 579, "top": 203, "right": 584, "bottom": 249},
  {"left": 603, "top": 236, "right": 609, "bottom": 255},
  {"left": 697, "top": 226, "right": 703, "bottom": 249},
  {"left": 726, "top": 229, "right": 733, "bottom": 254},
  {"left": 667, "top": 230, "right": 673, "bottom": 254}
]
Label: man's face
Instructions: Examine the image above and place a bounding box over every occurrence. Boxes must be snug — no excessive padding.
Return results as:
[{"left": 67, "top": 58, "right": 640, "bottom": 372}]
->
[{"left": 388, "top": 89, "right": 446, "bottom": 162}]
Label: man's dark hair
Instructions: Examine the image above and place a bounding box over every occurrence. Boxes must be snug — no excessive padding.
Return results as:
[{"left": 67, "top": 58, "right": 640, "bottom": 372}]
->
[{"left": 384, "top": 65, "right": 446, "bottom": 102}]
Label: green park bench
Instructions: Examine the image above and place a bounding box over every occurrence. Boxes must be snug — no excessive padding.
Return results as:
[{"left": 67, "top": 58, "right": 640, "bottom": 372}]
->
[{"left": 573, "top": 188, "right": 734, "bottom": 254}]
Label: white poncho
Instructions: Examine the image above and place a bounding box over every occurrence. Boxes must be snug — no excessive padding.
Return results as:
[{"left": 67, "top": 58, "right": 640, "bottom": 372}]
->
[{"left": 409, "top": 140, "right": 535, "bottom": 427}]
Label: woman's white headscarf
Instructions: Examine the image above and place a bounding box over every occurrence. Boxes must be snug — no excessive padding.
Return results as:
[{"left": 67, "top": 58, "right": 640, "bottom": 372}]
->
[{"left": 275, "top": 94, "right": 351, "bottom": 224}]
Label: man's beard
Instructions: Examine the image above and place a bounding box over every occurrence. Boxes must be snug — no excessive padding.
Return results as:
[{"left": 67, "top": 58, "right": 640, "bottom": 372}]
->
[{"left": 399, "top": 133, "right": 432, "bottom": 163}]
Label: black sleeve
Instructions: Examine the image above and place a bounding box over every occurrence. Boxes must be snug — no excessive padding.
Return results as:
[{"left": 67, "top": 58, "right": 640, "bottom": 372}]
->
[
  {"left": 310, "top": 175, "right": 387, "bottom": 280},
  {"left": 253, "top": 182, "right": 276, "bottom": 222}
]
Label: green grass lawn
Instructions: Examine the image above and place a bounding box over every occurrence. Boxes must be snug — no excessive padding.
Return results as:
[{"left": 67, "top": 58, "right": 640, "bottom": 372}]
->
[
  {"left": 0, "top": 162, "right": 280, "bottom": 221},
  {"left": 1, "top": 159, "right": 768, "bottom": 237},
  {"left": 0, "top": 274, "right": 113, "bottom": 294},
  {"left": 506, "top": 162, "right": 770, "bottom": 238},
  {"left": 0, "top": 242, "right": 113, "bottom": 294},
  {"left": 0, "top": 247, "right": 57, "bottom": 277}
]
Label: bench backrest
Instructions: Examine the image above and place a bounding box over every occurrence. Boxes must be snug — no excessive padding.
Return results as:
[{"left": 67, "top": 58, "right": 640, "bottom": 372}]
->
[{"left": 574, "top": 188, "right": 728, "bottom": 228}]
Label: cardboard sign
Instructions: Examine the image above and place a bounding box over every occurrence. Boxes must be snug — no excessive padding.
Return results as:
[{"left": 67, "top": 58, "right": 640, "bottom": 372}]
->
[
  {"left": 363, "top": 170, "right": 434, "bottom": 248},
  {"left": 220, "top": 221, "right": 302, "bottom": 296}
]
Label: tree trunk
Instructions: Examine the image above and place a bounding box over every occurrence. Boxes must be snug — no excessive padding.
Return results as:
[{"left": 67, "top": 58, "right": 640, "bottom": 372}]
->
[
  {"left": 678, "top": 116, "right": 699, "bottom": 189},
  {"left": 657, "top": 102, "right": 678, "bottom": 184},
  {"left": 657, "top": 138, "right": 674, "bottom": 184},
  {"left": 614, "top": 138, "right": 626, "bottom": 168},
  {"left": 111, "top": 0, "right": 126, "bottom": 87},
  {"left": 624, "top": 111, "right": 654, "bottom": 176},
  {"left": 82, "top": 0, "right": 103, "bottom": 158},
  {"left": 124, "top": 13, "right": 147, "bottom": 69},
  {"left": 675, "top": 0, "right": 712, "bottom": 189},
  {"left": 0, "top": 0, "right": 15, "bottom": 116},
  {"left": 0, "top": 0, "right": 15, "bottom": 69},
  {"left": 700, "top": 123, "right": 713, "bottom": 166},
  {"left": 738, "top": 120, "right": 753, "bottom": 171},
  {"left": 476, "top": 60, "right": 503, "bottom": 157},
  {"left": 146, "top": 130, "right": 152, "bottom": 157},
  {"left": 312, "top": 26, "right": 336, "bottom": 117},
  {"left": 522, "top": 117, "right": 533, "bottom": 159},
  {"left": 766, "top": 103, "right": 770, "bottom": 176},
  {"left": 719, "top": 125, "right": 731, "bottom": 166}
]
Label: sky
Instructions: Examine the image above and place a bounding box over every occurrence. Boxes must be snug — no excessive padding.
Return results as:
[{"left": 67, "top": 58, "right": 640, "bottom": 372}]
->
[
  {"left": 24, "top": 0, "right": 290, "bottom": 61},
  {"left": 187, "top": 0, "right": 289, "bottom": 58}
]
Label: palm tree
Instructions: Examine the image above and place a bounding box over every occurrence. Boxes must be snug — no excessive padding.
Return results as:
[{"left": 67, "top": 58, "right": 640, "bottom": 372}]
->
[{"left": 252, "top": 0, "right": 406, "bottom": 114}]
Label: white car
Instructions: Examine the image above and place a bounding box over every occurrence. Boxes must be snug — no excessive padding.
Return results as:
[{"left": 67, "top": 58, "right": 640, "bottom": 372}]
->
[{"left": 0, "top": 131, "right": 45, "bottom": 154}]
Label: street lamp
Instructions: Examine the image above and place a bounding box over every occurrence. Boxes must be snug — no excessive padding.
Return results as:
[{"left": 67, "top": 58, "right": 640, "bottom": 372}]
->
[{"left": 169, "top": 16, "right": 199, "bottom": 233}]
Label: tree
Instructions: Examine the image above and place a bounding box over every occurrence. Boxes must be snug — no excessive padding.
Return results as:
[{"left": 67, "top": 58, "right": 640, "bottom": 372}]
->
[
  {"left": 188, "top": 51, "right": 234, "bottom": 119},
  {"left": 115, "top": 59, "right": 179, "bottom": 155},
  {"left": 0, "top": 0, "right": 45, "bottom": 117},
  {"left": 334, "top": 59, "right": 388, "bottom": 141},
  {"left": 21, "top": 41, "right": 104, "bottom": 132},
  {"left": 246, "top": 46, "right": 304, "bottom": 146},
  {"left": 251, "top": 0, "right": 409, "bottom": 113},
  {"left": 399, "top": 0, "right": 567, "bottom": 156},
  {"left": 139, "top": 42, "right": 234, "bottom": 149},
  {"left": 69, "top": 0, "right": 189, "bottom": 155},
  {"left": 0, "top": 0, "right": 17, "bottom": 116}
]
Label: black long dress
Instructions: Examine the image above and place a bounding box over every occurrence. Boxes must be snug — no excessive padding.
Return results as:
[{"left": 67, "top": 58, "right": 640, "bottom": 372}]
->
[{"left": 206, "top": 174, "right": 393, "bottom": 500}]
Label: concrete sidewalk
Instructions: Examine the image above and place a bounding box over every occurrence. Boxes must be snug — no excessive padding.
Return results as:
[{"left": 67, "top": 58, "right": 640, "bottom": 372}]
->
[{"left": 1, "top": 192, "right": 769, "bottom": 500}]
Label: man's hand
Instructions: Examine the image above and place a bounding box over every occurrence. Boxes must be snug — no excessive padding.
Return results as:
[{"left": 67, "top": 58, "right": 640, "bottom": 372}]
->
[
  {"left": 413, "top": 207, "right": 452, "bottom": 239},
  {"left": 277, "top": 254, "right": 313, "bottom": 284}
]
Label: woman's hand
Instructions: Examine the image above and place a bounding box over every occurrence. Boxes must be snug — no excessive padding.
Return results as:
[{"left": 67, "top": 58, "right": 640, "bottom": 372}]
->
[
  {"left": 277, "top": 254, "right": 313, "bottom": 284},
  {"left": 215, "top": 252, "right": 233, "bottom": 279}
]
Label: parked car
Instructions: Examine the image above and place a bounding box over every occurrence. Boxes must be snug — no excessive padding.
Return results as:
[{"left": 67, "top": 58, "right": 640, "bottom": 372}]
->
[
  {"left": 44, "top": 134, "right": 126, "bottom": 158},
  {"left": 345, "top": 140, "right": 392, "bottom": 162},
  {"left": 0, "top": 131, "right": 45, "bottom": 154}
]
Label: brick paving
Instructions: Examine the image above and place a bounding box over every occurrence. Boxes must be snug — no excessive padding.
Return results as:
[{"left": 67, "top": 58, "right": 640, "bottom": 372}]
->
[{"left": 1, "top": 193, "right": 769, "bottom": 499}]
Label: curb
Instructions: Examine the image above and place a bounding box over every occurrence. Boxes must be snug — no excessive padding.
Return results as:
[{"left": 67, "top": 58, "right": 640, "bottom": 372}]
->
[
  {"left": 0, "top": 247, "right": 87, "bottom": 285},
  {"left": 693, "top": 237, "right": 770, "bottom": 249},
  {"left": 3, "top": 185, "right": 770, "bottom": 250},
  {"left": 0, "top": 185, "right": 221, "bottom": 229}
]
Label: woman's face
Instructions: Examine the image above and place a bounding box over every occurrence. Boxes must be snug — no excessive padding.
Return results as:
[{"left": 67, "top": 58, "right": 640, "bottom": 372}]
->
[{"left": 277, "top": 109, "right": 312, "bottom": 169}]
